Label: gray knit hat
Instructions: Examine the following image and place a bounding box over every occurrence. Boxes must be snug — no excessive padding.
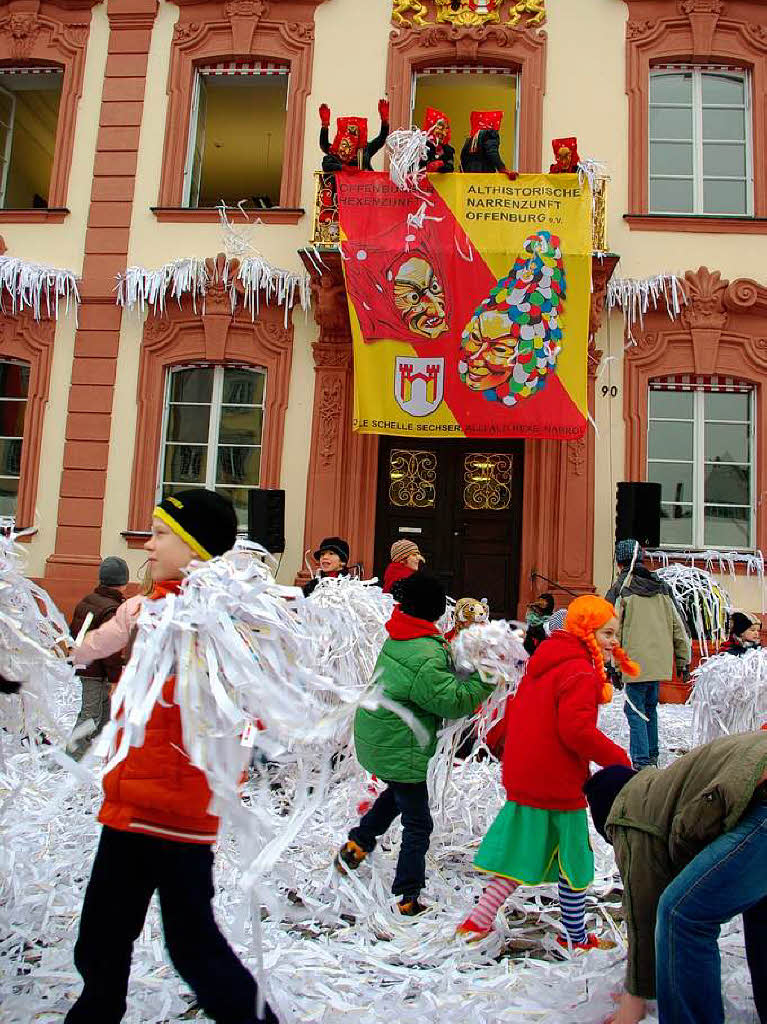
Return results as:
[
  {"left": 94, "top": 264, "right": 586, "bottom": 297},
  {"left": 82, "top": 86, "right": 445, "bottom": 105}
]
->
[
  {"left": 615, "top": 538, "right": 643, "bottom": 566},
  {"left": 99, "top": 556, "right": 129, "bottom": 587}
]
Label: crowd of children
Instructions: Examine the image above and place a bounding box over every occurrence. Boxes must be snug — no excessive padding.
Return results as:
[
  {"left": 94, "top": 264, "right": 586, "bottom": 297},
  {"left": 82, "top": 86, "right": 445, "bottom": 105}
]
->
[{"left": 9, "top": 495, "right": 765, "bottom": 1024}]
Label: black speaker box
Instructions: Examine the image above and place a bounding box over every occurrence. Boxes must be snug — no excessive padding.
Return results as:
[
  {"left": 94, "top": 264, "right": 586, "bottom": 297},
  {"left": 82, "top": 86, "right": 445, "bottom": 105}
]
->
[
  {"left": 615, "top": 481, "right": 661, "bottom": 549},
  {"left": 247, "top": 489, "right": 285, "bottom": 553}
]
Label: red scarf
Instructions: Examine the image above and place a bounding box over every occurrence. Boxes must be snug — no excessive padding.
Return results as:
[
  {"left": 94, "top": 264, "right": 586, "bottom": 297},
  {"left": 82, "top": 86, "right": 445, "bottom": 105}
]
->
[
  {"left": 386, "top": 606, "right": 441, "bottom": 641},
  {"left": 149, "top": 579, "right": 183, "bottom": 600}
]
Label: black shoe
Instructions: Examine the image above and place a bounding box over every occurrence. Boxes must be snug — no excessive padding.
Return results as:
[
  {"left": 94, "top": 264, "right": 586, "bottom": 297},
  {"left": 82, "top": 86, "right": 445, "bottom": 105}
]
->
[{"left": 397, "top": 896, "right": 428, "bottom": 916}]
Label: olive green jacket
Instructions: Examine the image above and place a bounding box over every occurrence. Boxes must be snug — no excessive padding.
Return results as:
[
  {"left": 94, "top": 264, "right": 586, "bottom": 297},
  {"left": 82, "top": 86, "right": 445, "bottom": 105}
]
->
[
  {"left": 354, "top": 635, "right": 494, "bottom": 783},
  {"left": 607, "top": 732, "right": 767, "bottom": 999}
]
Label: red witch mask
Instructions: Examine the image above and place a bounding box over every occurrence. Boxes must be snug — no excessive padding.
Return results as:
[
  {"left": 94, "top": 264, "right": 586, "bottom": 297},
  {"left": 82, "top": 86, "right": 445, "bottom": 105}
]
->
[
  {"left": 551, "top": 136, "right": 580, "bottom": 172},
  {"left": 470, "top": 110, "right": 503, "bottom": 135},
  {"left": 423, "top": 106, "right": 451, "bottom": 145},
  {"left": 331, "top": 117, "right": 368, "bottom": 163}
]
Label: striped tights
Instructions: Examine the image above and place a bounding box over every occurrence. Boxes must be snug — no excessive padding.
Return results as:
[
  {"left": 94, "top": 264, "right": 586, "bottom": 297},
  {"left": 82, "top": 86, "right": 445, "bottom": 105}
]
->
[{"left": 468, "top": 873, "right": 587, "bottom": 941}]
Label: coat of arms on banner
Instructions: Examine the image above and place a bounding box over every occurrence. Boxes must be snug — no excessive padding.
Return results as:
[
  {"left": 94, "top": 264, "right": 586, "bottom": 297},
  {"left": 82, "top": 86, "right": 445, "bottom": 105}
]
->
[{"left": 394, "top": 357, "right": 444, "bottom": 416}]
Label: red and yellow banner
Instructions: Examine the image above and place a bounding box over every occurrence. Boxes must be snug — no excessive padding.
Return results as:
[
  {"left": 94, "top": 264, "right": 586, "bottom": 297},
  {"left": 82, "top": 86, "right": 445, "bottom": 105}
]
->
[{"left": 337, "top": 171, "right": 592, "bottom": 439}]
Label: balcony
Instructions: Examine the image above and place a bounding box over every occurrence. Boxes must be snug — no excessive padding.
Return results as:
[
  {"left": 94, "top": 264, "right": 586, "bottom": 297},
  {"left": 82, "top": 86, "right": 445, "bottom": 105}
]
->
[{"left": 309, "top": 171, "right": 611, "bottom": 253}]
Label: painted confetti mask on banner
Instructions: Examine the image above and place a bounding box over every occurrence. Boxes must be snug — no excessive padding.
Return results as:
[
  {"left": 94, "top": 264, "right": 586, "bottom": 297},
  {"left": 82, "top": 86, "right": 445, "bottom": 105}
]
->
[{"left": 337, "top": 172, "right": 591, "bottom": 440}]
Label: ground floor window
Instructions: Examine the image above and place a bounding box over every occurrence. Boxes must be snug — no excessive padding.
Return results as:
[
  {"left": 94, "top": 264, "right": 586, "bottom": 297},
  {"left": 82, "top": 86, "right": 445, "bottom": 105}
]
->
[
  {"left": 0, "top": 359, "right": 29, "bottom": 517},
  {"left": 158, "top": 364, "right": 266, "bottom": 527},
  {"left": 647, "top": 378, "right": 754, "bottom": 549},
  {"left": 411, "top": 66, "right": 518, "bottom": 168}
]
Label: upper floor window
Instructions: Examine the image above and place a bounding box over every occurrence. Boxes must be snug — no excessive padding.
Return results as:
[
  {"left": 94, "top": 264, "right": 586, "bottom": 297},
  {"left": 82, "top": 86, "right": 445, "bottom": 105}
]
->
[
  {"left": 649, "top": 67, "right": 752, "bottom": 217},
  {"left": 647, "top": 381, "right": 754, "bottom": 550},
  {"left": 0, "top": 359, "right": 29, "bottom": 517},
  {"left": 411, "top": 67, "right": 519, "bottom": 168},
  {"left": 0, "top": 67, "right": 63, "bottom": 210},
  {"left": 183, "top": 62, "right": 289, "bottom": 210},
  {"left": 158, "top": 364, "right": 266, "bottom": 528}
]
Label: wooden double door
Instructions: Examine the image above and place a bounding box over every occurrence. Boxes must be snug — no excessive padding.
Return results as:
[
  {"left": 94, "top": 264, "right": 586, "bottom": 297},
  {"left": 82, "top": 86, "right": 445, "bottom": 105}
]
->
[{"left": 374, "top": 438, "right": 524, "bottom": 619}]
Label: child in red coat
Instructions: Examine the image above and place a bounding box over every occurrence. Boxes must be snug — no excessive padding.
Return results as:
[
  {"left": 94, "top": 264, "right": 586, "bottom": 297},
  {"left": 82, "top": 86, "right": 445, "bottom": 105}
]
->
[
  {"left": 66, "top": 489, "right": 278, "bottom": 1024},
  {"left": 457, "top": 595, "right": 636, "bottom": 949}
]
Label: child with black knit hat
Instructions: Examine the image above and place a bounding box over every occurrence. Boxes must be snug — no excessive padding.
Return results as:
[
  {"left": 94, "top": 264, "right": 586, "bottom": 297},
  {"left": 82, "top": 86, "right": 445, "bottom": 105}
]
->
[
  {"left": 335, "top": 572, "right": 495, "bottom": 916},
  {"left": 66, "top": 489, "right": 278, "bottom": 1024},
  {"left": 722, "top": 610, "right": 762, "bottom": 656}
]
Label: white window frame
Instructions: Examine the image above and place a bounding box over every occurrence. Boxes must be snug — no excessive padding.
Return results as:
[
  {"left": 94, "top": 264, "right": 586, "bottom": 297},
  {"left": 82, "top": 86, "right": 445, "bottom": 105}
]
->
[
  {"left": 410, "top": 67, "right": 521, "bottom": 167},
  {"left": 647, "top": 387, "right": 756, "bottom": 551},
  {"left": 649, "top": 65, "right": 754, "bottom": 217},
  {"left": 156, "top": 364, "right": 267, "bottom": 518}
]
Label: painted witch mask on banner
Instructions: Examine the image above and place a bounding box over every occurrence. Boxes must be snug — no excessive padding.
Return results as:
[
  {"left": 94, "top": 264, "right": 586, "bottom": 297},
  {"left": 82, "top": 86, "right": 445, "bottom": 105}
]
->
[{"left": 459, "top": 230, "right": 565, "bottom": 406}]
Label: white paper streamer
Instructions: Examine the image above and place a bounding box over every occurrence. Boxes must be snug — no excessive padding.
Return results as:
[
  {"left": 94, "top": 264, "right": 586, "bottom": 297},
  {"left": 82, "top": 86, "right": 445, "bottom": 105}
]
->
[
  {"left": 690, "top": 647, "right": 767, "bottom": 745},
  {"left": 607, "top": 272, "right": 686, "bottom": 342},
  {"left": 654, "top": 562, "right": 731, "bottom": 657},
  {"left": 0, "top": 254, "right": 79, "bottom": 321},
  {"left": 387, "top": 127, "right": 431, "bottom": 193},
  {"left": 115, "top": 256, "right": 310, "bottom": 327}
]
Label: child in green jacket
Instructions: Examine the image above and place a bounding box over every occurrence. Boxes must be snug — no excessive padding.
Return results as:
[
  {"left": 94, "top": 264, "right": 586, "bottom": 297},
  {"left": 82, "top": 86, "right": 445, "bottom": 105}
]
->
[{"left": 336, "top": 573, "right": 495, "bottom": 915}]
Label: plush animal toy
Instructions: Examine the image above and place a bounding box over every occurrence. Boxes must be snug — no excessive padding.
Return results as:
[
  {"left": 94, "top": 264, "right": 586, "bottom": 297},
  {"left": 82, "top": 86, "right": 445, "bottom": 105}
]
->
[{"left": 446, "top": 597, "right": 490, "bottom": 641}]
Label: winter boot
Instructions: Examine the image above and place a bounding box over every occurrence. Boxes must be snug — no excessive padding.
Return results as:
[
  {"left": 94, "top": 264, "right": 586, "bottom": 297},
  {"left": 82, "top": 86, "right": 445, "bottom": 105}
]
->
[
  {"left": 335, "top": 840, "right": 367, "bottom": 873},
  {"left": 397, "top": 895, "right": 428, "bottom": 917}
]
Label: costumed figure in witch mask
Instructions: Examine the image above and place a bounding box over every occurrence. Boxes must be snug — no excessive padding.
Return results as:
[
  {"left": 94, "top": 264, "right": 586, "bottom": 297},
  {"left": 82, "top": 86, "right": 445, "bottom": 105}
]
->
[
  {"left": 319, "top": 99, "right": 390, "bottom": 172},
  {"left": 458, "top": 230, "right": 565, "bottom": 406},
  {"left": 420, "top": 107, "right": 455, "bottom": 174},
  {"left": 549, "top": 136, "right": 581, "bottom": 174},
  {"left": 460, "top": 109, "right": 517, "bottom": 177}
]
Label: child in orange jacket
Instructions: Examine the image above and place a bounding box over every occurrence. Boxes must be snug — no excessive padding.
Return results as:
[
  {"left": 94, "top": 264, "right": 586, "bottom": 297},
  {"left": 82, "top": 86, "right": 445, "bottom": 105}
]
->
[
  {"left": 66, "top": 489, "right": 278, "bottom": 1024},
  {"left": 456, "top": 596, "right": 635, "bottom": 950}
]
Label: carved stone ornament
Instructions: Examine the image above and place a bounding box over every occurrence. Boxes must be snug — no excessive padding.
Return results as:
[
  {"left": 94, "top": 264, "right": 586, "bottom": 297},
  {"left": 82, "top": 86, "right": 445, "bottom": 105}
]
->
[
  {"left": 679, "top": 0, "right": 723, "bottom": 14},
  {"left": 678, "top": 0, "right": 723, "bottom": 54},
  {"left": 4, "top": 12, "right": 40, "bottom": 58},
  {"left": 318, "top": 376, "right": 343, "bottom": 463},
  {"left": 626, "top": 18, "right": 655, "bottom": 40},
  {"left": 225, "top": 0, "right": 269, "bottom": 18},
  {"left": 566, "top": 437, "right": 586, "bottom": 478},
  {"left": 312, "top": 343, "right": 352, "bottom": 369},
  {"left": 392, "top": 0, "right": 546, "bottom": 30},
  {"left": 680, "top": 266, "right": 729, "bottom": 333}
]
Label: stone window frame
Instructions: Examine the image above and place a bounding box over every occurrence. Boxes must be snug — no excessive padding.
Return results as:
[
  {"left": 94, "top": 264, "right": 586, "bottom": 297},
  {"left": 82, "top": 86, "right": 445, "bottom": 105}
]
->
[
  {"left": 624, "top": 0, "right": 767, "bottom": 233},
  {"left": 623, "top": 266, "right": 767, "bottom": 560},
  {"left": 155, "top": 0, "right": 326, "bottom": 225},
  {"left": 386, "top": 18, "right": 547, "bottom": 174},
  {"left": 125, "top": 255, "right": 294, "bottom": 541},
  {"left": 0, "top": 0, "right": 96, "bottom": 222},
  {"left": 0, "top": 310, "right": 55, "bottom": 530}
]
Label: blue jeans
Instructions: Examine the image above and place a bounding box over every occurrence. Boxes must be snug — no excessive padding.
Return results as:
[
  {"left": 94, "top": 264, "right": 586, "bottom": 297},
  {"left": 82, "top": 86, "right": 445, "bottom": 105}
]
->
[
  {"left": 623, "top": 681, "right": 659, "bottom": 768},
  {"left": 349, "top": 780, "right": 433, "bottom": 898},
  {"left": 655, "top": 800, "right": 767, "bottom": 1024}
]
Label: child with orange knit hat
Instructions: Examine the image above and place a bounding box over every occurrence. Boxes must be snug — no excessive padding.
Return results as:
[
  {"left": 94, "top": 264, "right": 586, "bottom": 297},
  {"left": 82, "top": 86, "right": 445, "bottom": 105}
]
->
[{"left": 457, "top": 595, "right": 636, "bottom": 949}]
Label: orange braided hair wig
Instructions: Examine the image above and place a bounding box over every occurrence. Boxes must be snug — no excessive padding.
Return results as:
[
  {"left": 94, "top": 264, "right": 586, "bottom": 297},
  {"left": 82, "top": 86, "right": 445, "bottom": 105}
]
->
[{"left": 564, "top": 595, "right": 640, "bottom": 691}]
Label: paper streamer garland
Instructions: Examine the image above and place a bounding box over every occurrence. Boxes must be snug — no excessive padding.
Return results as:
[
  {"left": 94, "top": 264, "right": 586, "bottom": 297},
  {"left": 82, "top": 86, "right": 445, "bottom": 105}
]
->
[
  {"left": 116, "top": 256, "right": 310, "bottom": 327},
  {"left": 0, "top": 254, "right": 79, "bottom": 321},
  {"left": 606, "top": 272, "right": 686, "bottom": 342}
]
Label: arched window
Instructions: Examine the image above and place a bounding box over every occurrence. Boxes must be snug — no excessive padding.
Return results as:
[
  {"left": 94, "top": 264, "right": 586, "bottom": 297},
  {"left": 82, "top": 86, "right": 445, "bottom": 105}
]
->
[{"left": 158, "top": 364, "right": 267, "bottom": 527}]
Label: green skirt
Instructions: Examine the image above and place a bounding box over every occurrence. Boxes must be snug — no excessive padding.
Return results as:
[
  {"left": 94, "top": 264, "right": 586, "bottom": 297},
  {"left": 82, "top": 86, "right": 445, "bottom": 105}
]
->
[{"left": 474, "top": 800, "right": 594, "bottom": 891}]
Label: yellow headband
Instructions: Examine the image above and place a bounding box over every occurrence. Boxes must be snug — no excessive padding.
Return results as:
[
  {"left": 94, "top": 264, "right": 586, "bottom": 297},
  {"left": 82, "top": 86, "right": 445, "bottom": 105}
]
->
[{"left": 152, "top": 505, "right": 212, "bottom": 561}]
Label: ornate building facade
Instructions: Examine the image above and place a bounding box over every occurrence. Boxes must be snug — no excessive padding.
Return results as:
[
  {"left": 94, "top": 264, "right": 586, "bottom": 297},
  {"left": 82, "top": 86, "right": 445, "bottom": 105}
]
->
[{"left": 0, "top": 0, "right": 765, "bottom": 615}]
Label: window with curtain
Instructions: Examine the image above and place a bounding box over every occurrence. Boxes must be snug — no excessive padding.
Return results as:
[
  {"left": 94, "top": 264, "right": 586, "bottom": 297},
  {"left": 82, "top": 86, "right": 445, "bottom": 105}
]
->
[
  {"left": 158, "top": 365, "right": 266, "bottom": 528},
  {"left": 647, "top": 381, "right": 754, "bottom": 549},
  {"left": 649, "top": 67, "right": 752, "bottom": 216},
  {"left": 0, "top": 359, "right": 30, "bottom": 517}
]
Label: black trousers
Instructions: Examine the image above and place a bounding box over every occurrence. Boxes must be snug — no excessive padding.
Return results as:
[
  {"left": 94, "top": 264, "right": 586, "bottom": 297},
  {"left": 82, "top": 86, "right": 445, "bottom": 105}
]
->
[
  {"left": 65, "top": 827, "right": 278, "bottom": 1024},
  {"left": 349, "top": 780, "right": 433, "bottom": 899}
]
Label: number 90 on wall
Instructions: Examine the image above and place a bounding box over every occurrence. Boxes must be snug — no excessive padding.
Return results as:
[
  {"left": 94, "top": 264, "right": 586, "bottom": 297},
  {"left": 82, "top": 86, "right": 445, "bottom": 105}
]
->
[{"left": 601, "top": 385, "right": 619, "bottom": 398}]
